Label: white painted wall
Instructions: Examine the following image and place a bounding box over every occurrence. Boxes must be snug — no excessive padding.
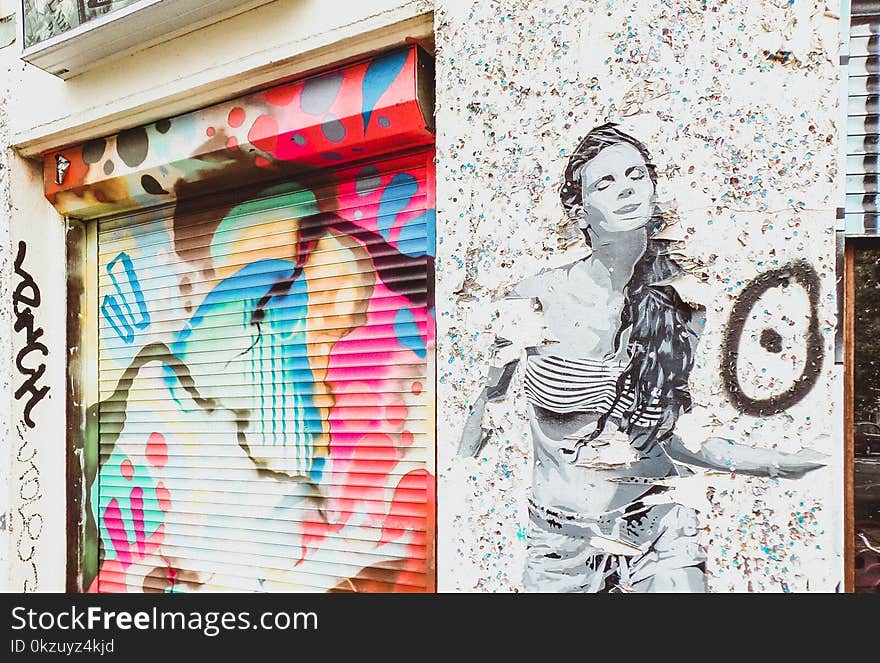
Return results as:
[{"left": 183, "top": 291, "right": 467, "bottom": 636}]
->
[{"left": 434, "top": 0, "right": 844, "bottom": 592}]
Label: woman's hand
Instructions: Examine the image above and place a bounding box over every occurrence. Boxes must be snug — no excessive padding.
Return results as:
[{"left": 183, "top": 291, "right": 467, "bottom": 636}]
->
[
  {"left": 700, "top": 437, "right": 827, "bottom": 478},
  {"left": 457, "top": 387, "right": 490, "bottom": 457}
]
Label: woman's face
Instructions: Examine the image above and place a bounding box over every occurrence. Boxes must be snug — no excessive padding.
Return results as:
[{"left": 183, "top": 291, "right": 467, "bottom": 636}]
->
[{"left": 578, "top": 143, "right": 655, "bottom": 233}]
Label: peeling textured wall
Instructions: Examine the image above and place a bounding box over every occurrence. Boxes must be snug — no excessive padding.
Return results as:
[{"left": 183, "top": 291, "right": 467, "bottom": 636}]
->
[{"left": 435, "top": 0, "right": 842, "bottom": 591}]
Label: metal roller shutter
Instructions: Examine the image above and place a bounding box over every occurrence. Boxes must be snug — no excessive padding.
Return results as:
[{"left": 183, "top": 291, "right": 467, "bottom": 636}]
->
[
  {"left": 848, "top": 1, "right": 880, "bottom": 234},
  {"left": 93, "top": 149, "right": 435, "bottom": 592}
]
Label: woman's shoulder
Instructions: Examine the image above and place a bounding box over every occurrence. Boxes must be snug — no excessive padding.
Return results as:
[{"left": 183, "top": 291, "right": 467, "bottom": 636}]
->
[{"left": 509, "top": 243, "right": 596, "bottom": 298}]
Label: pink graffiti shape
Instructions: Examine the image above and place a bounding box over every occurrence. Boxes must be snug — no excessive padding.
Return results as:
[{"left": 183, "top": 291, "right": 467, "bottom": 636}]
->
[
  {"left": 248, "top": 114, "right": 279, "bottom": 155},
  {"left": 130, "top": 487, "right": 146, "bottom": 557},
  {"left": 379, "top": 469, "right": 431, "bottom": 547},
  {"left": 228, "top": 107, "right": 245, "bottom": 128},
  {"left": 103, "top": 498, "right": 132, "bottom": 566},
  {"left": 265, "top": 84, "right": 298, "bottom": 108},
  {"left": 146, "top": 432, "right": 168, "bottom": 468},
  {"left": 155, "top": 482, "right": 171, "bottom": 511}
]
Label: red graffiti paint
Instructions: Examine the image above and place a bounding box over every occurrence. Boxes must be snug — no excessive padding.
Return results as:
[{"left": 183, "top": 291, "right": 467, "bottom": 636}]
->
[
  {"left": 374, "top": 470, "right": 435, "bottom": 592},
  {"left": 92, "top": 524, "right": 165, "bottom": 592},
  {"left": 104, "top": 498, "right": 132, "bottom": 566},
  {"left": 298, "top": 516, "right": 345, "bottom": 566},
  {"left": 120, "top": 459, "right": 134, "bottom": 480},
  {"left": 228, "top": 107, "right": 246, "bottom": 128},
  {"left": 206, "top": 126, "right": 216, "bottom": 137},
  {"left": 146, "top": 432, "right": 167, "bottom": 468},
  {"left": 43, "top": 147, "right": 90, "bottom": 204},
  {"left": 155, "top": 482, "right": 171, "bottom": 511},
  {"left": 412, "top": 381, "right": 423, "bottom": 395},
  {"left": 254, "top": 156, "right": 273, "bottom": 169},
  {"left": 248, "top": 114, "right": 279, "bottom": 154},
  {"left": 378, "top": 469, "right": 431, "bottom": 547},
  {"left": 265, "top": 83, "right": 298, "bottom": 108},
  {"left": 88, "top": 559, "right": 127, "bottom": 593},
  {"left": 385, "top": 402, "right": 407, "bottom": 428},
  {"left": 226, "top": 136, "right": 239, "bottom": 151},
  {"left": 130, "top": 487, "right": 146, "bottom": 556}
]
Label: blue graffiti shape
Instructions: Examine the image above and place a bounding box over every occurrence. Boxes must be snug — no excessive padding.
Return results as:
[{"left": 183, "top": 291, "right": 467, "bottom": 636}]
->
[
  {"left": 101, "top": 252, "right": 150, "bottom": 344},
  {"left": 361, "top": 48, "right": 409, "bottom": 132},
  {"left": 393, "top": 308, "right": 426, "bottom": 358},
  {"left": 173, "top": 260, "right": 322, "bottom": 475},
  {"left": 377, "top": 173, "right": 419, "bottom": 243},
  {"left": 396, "top": 208, "right": 436, "bottom": 258}
]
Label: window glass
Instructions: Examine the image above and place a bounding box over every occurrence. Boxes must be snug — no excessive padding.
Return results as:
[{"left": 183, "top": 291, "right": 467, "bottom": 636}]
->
[{"left": 23, "top": 0, "right": 141, "bottom": 48}]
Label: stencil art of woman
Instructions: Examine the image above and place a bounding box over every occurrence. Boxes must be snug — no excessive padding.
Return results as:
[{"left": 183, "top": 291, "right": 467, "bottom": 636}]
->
[{"left": 458, "top": 123, "right": 825, "bottom": 592}]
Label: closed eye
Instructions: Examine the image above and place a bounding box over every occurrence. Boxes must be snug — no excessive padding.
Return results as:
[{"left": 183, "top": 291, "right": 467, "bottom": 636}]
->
[
  {"left": 590, "top": 175, "right": 614, "bottom": 192},
  {"left": 626, "top": 166, "right": 646, "bottom": 181}
]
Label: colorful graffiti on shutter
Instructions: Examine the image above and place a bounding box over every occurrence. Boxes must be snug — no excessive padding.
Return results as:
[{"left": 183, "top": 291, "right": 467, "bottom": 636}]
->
[
  {"left": 46, "top": 47, "right": 436, "bottom": 593},
  {"left": 45, "top": 46, "right": 433, "bottom": 220},
  {"left": 90, "top": 152, "right": 435, "bottom": 593}
]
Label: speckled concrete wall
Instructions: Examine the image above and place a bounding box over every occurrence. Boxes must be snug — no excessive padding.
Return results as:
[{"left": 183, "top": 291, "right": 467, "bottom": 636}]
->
[{"left": 435, "top": 0, "right": 844, "bottom": 592}]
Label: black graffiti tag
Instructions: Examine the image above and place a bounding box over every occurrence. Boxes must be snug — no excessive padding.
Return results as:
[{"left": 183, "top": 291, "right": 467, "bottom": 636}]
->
[
  {"left": 13, "top": 241, "right": 50, "bottom": 428},
  {"left": 721, "top": 262, "right": 823, "bottom": 416}
]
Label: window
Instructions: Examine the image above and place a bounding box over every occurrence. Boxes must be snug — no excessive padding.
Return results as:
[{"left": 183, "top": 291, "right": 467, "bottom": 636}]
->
[{"left": 20, "top": 0, "right": 276, "bottom": 78}]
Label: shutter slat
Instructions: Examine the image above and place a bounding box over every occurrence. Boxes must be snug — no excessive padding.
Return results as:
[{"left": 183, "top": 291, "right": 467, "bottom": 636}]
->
[
  {"left": 98, "top": 315, "right": 430, "bottom": 347},
  {"left": 98, "top": 295, "right": 430, "bottom": 330},
  {"left": 98, "top": 481, "right": 430, "bottom": 502},
  {"left": 97, "top": 475, "right": 431, "bottom": 494},
  {"left": 106, "top": 552, "right": 430, "bottom": 587},
  {"left": 96, "top": 501, "right": 431, "bottom": 526},
  {"left": 98, "top": 392, "right": 428, "bottom": 409},
  {"left": 105, "top": 561, "right": 428, "bottom": 592},
  {"left": 98, "top": 222, "right": 430, "bottom": 276}
]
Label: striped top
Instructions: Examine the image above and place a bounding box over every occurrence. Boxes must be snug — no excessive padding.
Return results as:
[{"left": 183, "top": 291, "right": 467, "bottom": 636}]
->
[{"left": 524, "top": 353, "right": 663, "bottom": 425}]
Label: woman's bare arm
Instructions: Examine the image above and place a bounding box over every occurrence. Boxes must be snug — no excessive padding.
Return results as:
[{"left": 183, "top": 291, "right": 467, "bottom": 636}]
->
[
  {"left": 662, "top": 435, "right": 827, "bottom": 479},
  {"left": 457, "top": 339, "right": 519, "bottom": 457}
]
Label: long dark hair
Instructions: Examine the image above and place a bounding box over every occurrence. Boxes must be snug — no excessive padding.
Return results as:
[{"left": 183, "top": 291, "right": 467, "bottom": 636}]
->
[{"left": 560, "top": 123, "right": 694, "bottom": 447}]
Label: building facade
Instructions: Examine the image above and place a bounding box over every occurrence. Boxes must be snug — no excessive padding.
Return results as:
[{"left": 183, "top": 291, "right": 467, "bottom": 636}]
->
[{"left": 0, "top": 0, "right": 860, "bottom": 592}]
